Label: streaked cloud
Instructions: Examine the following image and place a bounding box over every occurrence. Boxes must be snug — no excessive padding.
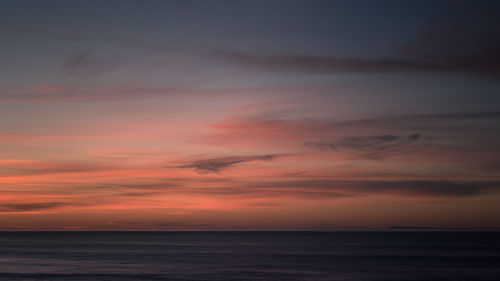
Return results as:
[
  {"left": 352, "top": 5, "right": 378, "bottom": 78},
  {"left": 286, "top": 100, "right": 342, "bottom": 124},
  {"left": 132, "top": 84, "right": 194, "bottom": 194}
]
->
[
  {"left": 64, "top": 50, "right": 123, "bottom": 75},
  {"left": 107, "top": 221, "right": 215, "bottom": 230},
  {"left": 0, "top": 20, "right": 81, "bottom": 42},
  {"left": 211, "top": 50, "right": 435, "bottom": 74},
  {"left": 0, "top": 202, "right": 69, "bottom": 213},
  {"left": 208, "top": 111, "right": 500, "bottom": 144},
  {"left": 177, "top": 154, "right": 284, "bottom": 173},
  {"left": 0, "top": 160, "right": 112, "bottom": 176},
  {"left": 305, "top": 134, "right": 423, "bottom": 159},
  {"left": 78, "top": 178, "right": 500, "bottom": 201},
  {"left": 1, "top": 84, "right": 181, "bottom": 101},
  {"left": 211, "top": 8, "right": 500, "bottom": 79},
  {"left": 242, "top": 179, "right": 500, "bottom": 198}
]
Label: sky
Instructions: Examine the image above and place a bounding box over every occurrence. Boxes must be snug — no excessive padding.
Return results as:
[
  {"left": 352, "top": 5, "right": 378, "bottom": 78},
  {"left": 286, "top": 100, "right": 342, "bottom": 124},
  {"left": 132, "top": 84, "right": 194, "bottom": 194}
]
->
[{"left": 1, "top": 0, "right": 500, "bottom": 230}]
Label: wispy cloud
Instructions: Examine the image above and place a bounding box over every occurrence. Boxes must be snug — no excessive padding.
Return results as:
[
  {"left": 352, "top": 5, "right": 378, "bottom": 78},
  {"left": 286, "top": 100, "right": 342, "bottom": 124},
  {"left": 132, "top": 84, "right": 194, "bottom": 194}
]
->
[
  {"left": 0, "top": 160, "right": 112, "bottom": 176},
  {"left": 399, "top": 6, "right": 500, "bottom": 79},
  {"left": 1, "top": 19, "right": 173, "bottom": 52},
  {"left": 107, "top": 221, "right": 215, "bottom": 230},
  {"left": 209, "top": 111, "right": 500, "bottom": 143},
  {"left": 64, "top": 50, "right": 124, "bottom": 75},
  {"left": 211, "top": 12, "right": 500, "bottom": 79},
  {"left": 177, "top": 154, "right": 284, "bottom": 173},
  {"left": 1, "top": 84, "right": 182, "bottom": 101},
  {"left": 205, "top": 110, "right": 500, "bottom": 166},
  {"left": 90, "top": 178, "right": 500, "bottom": 200},
  {"left": 305, "top": 134, "right": 423, "bottom": 159},
  {"left": 211, "top": 50, "right": 435, "bottom": 74},
  {"left": 212, "top": 48, "right": 500, "bottom": 78},
  {"left": 0, "top": 20, "right": 81, "bottom": 42},
  {"left": 242, "top": 180, "right": 500, "bottom": 198},
  {"left": 0, "top": 202, "right": 69, "bottom": 213}
]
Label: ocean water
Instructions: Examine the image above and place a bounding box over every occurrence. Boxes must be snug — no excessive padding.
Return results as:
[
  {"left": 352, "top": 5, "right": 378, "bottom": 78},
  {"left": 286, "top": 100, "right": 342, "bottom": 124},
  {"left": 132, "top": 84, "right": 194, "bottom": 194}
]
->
[{"left": 0, "top": 231, "right": 498, "bottom": 281}]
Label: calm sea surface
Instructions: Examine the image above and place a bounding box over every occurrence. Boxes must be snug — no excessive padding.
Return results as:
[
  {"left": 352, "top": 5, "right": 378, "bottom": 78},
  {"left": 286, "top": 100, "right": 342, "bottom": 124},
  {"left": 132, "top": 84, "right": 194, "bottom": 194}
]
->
[{"left": 0, "top": 231, "right": 498, "bottom": 280}]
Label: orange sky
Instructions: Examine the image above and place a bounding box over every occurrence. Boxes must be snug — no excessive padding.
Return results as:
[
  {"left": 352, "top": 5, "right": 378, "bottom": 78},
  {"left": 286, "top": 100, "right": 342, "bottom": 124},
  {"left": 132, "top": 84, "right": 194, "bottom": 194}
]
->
[{"left": 1, "top": 1, "right": 500, "bottom": 230}]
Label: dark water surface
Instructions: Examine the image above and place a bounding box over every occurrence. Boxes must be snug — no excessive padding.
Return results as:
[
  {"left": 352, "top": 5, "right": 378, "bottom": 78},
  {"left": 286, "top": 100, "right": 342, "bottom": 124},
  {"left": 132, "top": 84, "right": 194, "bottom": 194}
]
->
[{"left": 0, "top": 231, "right": 498, "bottom": 280}]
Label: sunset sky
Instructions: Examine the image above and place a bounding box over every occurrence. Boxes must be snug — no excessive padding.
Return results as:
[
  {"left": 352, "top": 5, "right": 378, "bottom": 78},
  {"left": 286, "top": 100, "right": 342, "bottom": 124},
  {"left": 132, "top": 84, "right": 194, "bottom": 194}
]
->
[{"left": 1, "top": 0, "right": 500, "bottom": 230}]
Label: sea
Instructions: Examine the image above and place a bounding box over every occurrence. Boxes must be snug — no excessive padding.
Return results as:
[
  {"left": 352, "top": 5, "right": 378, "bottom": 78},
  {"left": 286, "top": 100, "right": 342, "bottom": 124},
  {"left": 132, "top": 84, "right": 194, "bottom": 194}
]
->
[{"left": 0, "top": 231, "right": 498, "bottom": 281}]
